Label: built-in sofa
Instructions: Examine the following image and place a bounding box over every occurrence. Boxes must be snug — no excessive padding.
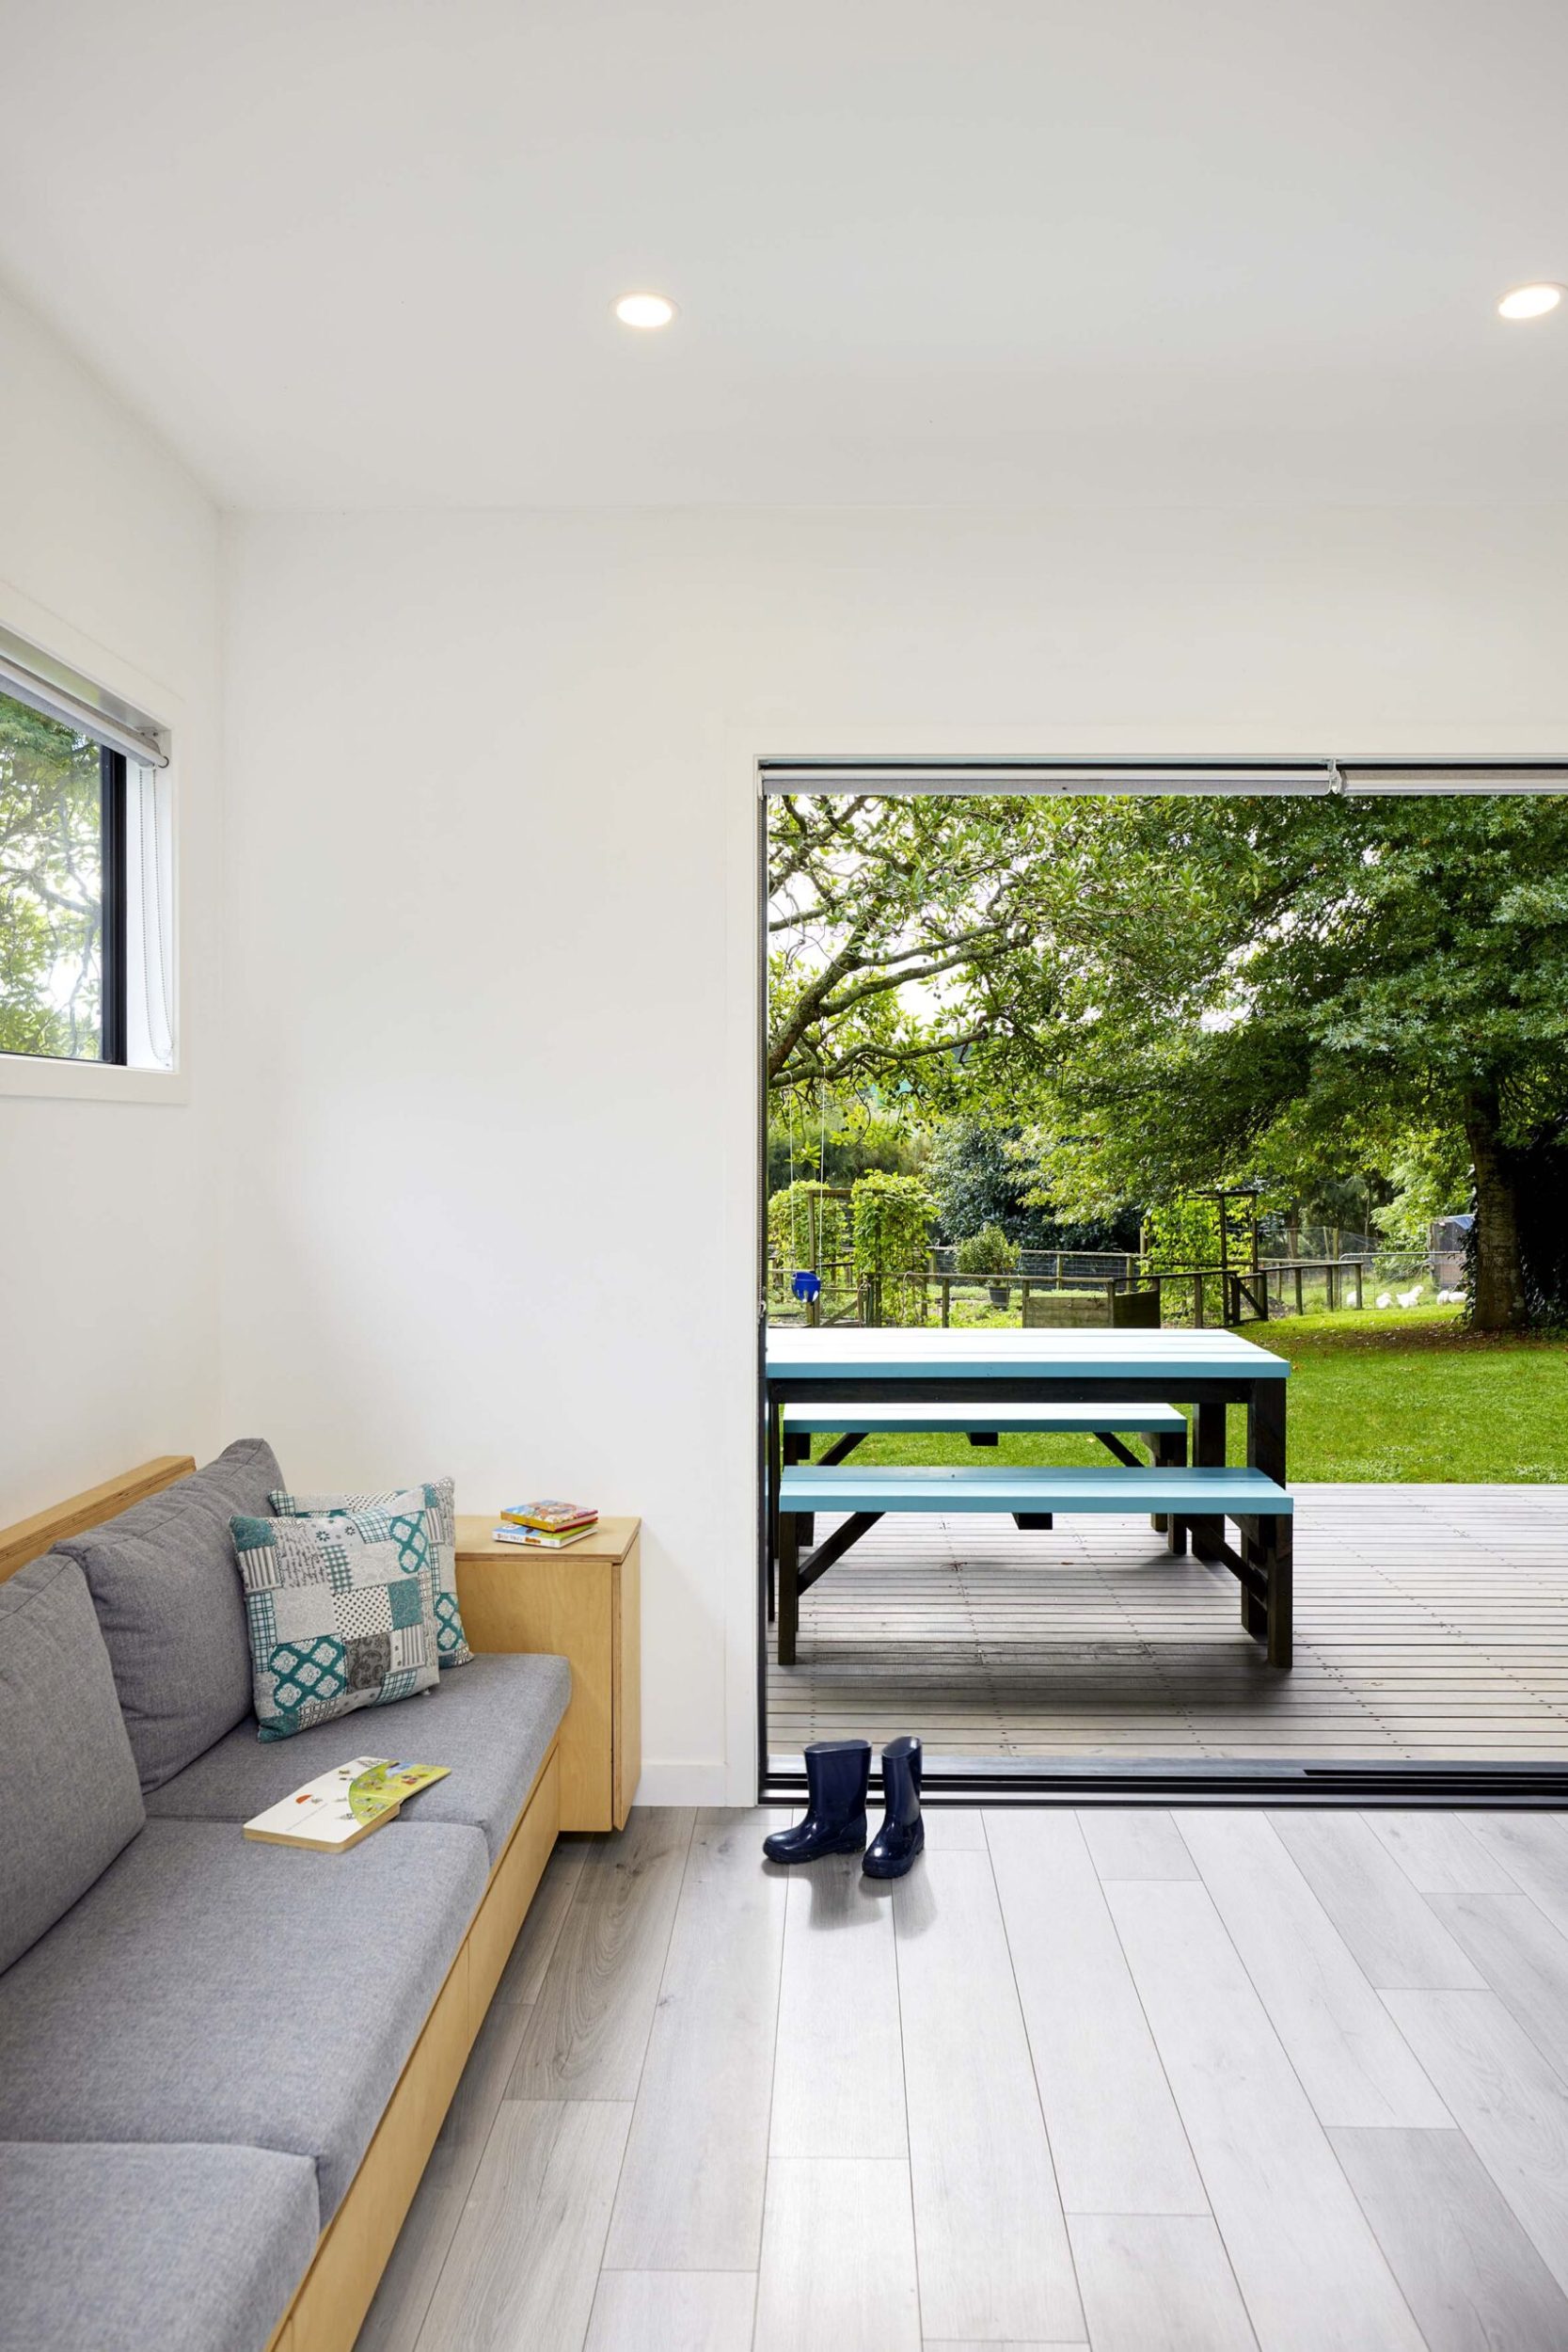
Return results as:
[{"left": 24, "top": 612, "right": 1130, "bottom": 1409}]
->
[{"left": 0, "top": 1445, "right": 573, "bottom": 2352}]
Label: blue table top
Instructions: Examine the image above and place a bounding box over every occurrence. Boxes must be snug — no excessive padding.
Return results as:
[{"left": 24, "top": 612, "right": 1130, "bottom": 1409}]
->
[{"left": 766, "top": 1326, "right": 1290, "bottom": 1382}]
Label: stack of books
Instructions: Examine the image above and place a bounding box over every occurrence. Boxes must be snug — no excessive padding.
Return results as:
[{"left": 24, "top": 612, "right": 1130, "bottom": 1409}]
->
[{"left": 492, "top": 1499, "right": 599, "bottom": 1550}]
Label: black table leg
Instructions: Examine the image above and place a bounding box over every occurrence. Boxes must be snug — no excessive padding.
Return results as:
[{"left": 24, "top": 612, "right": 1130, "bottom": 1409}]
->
[
  {"left": 1267, "top": 1517, "right": 1293, "bottom": 1668},
  {"left": 1156, "top": 1427, "right": 1187, "bottom": 1549},
  {"left": 1247, "top": 1378, "right": 1291, "bottom": 1666},
  {"left": 1192, "top": 1400, "right": 1226, "bottom": 1560},
  {"left": 778, "top": 1509, "right": 800, "bottom": 1666},
  {"left": 1248, "top": 1375, "right": 1287, "bottom": 1485},
  {"left": 1237, "top": 1515, "right": 1268, "bottom": 1640}
]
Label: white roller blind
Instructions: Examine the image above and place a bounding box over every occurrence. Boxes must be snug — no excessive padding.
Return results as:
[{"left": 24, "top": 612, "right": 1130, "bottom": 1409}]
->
[
  {"left": 759, "top": 759, "right": 1337, "bottom": 795},
  {"left": 760, "top": 758, "right": 1568, "bottom": 797},
  {"left": 1338, "top": 768, "right": 1568, "bottom": 794},
  {"left": 0, "top": 627, "right": 168, "bottom": 769}
]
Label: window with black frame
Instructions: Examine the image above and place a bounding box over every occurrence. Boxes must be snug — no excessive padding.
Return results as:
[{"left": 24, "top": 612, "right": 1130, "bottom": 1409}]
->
[{"left": 0, "top": 686, "right": 127, "bottom": 1064}]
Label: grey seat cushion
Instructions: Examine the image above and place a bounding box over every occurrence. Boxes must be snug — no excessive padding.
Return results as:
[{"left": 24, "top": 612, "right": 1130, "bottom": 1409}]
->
[
  {"left": 0, "top": 1816, "right": 487, "bottom": 2219},
  {"left": 55, "top": 1438, "right": 283, "bottom": 1791},
  {"left": 148, "top": 1649, "right": 571, "bottom": 1865},
  {"left": 0, "top": 2141, "right": 319, "bottom": 2352},
  {"left": 0, "top": 1554, "right": 145, "bottom": 1972}
]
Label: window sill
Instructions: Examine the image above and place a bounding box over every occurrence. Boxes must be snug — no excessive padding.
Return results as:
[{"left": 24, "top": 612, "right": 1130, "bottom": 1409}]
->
[{"left": 0, "top": 1056, "right": 188, "bottom": 1105}]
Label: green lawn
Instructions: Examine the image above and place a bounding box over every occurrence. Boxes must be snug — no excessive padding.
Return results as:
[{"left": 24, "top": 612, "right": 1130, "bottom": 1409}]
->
[{"left": 823, "top": 1308, "right": 1568, "bottom": 1484}]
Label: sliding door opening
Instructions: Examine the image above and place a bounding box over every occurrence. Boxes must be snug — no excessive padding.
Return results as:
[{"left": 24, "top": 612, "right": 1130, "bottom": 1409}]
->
[{"left": 757, "top": 760, "right": 1568, "bottom": 1804}]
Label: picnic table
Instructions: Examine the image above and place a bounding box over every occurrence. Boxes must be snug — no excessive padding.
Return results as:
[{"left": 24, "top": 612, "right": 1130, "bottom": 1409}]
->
[{"left": 765, "top": 1325, "right": 1291, "bottom": 1668}]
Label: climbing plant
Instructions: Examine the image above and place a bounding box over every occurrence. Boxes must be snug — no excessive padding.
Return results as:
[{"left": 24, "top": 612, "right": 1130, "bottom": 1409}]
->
[
  {"left": 767, "top": 1182, "right": 848, "bottom": 1275},
  {"left": 851, "top": 1171, "right": 935, "bottom": 1323},
  {"left": 1140, "top": 1198, "right": 1224, "bottom": 1274}
]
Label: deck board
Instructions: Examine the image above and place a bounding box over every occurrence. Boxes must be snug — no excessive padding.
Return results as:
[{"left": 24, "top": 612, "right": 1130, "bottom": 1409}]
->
[{"left": 768, "top": 1484, "right": 1568, "bottom": 1764}]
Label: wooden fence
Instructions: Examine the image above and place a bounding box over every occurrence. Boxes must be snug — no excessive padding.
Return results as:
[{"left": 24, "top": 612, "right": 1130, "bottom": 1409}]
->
[{"left": 767, "top": 1255, "right": 1428, "bottom": 1329}]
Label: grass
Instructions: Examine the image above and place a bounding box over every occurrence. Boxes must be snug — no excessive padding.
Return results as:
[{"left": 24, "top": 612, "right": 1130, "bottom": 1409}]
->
[{"left": 824, "top": 1307, "right": 1568, "bottom": 1485}]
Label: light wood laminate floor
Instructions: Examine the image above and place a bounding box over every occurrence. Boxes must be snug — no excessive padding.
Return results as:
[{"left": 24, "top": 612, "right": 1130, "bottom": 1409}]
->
[
  {"left": 361, "top": 1803, "right": 1568, "bottom": 2352},
  {"left": 768, "top": 1486, "right": 1568, "bottom": 1764}
]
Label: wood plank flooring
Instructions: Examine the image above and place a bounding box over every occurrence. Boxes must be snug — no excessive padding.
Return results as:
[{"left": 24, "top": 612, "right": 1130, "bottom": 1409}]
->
[
  {"left": 363, "top": 1802, "right": 1568, "bottom": 2352},
  {"left": 768, "top": 1486, "right": 1568, "bottom": 1764}
]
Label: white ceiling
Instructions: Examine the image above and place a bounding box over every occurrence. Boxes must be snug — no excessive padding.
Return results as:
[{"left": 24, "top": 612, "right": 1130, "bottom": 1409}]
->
[{"left": 2, "top": 0, "right": 1565, "bottom": 509}]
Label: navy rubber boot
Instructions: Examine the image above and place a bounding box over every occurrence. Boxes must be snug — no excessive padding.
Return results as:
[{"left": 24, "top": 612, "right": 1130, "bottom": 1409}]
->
[
  {"left": 863, "top": 1736, "right": 924, "bottom": 1879},
  {"left": 762, "top": 1739, "right": 871, "bottom": 1864}
]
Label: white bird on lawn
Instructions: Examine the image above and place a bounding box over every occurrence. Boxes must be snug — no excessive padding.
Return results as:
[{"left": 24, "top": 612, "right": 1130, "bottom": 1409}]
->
[
  {"left": 1376, "top": 1291, "right": 1393, "bottom": 1308},
  {"left": 1396, "top": 1284, "right": 1424, "bottom": 1309}
]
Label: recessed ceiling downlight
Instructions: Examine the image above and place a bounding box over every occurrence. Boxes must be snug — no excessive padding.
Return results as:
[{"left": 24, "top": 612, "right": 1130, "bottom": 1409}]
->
[
  {"left": 614, "top": 292, "right": 676, "bottom": 329},
  {"left": 1497, "top": 282, "right": 1564, "bottom": 321}
]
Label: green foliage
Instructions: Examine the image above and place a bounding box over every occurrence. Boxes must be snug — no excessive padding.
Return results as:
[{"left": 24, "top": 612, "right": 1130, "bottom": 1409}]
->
[
  {"left": 770, "top": 788, "right": 1568, "bottom": 1328},
  {"left": 851, "top": 1170, "right": 935, "bottom": 1321},
  {"left": 767, "top": 791, "right": 1206, "bottom": 1109},
  {"left": 0, "top": 691, "right": 104, "bottom": 1059},
  {"left": 850, "top": 1170, "right": 935, "bottom": 1272},
  {"left": 954, "top": 1220, "right": 1016, "bottom": 1279},
  {"left": 768, "top": 1182, "right": 848, "bottom": 1273},
  {"left": 927, "top": 1116, "right": 1145, "bottom": 1248},
  {"left": 925, "top": 1119, "right": 1045, "bottom": 1246},
  {"left": 1377, "top": 1129, "right": 1472, "bottom": 1249},
  {"left": 1015, "top": 794, "right": 1568, "bottom": 1327},
  {"left": 1141, "top": 1199, "right": 1222, "bottom": 1272},
  {"left": 766, "top": 1100, "right": 925, "bottom": 1196}
]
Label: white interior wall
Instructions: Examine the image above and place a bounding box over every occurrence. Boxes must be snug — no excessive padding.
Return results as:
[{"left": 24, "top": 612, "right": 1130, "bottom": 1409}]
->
[
  {"left": 221, "top": 503, "right": 1568, "bottom": 1801},
  {"left": 0, "top": 285, "right": 224, "bottom": 1525}
]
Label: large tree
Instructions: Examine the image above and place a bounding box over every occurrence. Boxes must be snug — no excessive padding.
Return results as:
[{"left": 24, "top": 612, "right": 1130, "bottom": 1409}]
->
[
  {"left": 766, "top": 791, "right": 1199, "bottom": 1104},
  {"left": 1021, "top": 794, "right": 1568, "bottom": 1329}
]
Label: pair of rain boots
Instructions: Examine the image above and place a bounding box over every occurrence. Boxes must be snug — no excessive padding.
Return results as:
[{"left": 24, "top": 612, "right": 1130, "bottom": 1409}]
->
[{"left": 761, "top": 1736, "right": 924, "bottom": 1879}]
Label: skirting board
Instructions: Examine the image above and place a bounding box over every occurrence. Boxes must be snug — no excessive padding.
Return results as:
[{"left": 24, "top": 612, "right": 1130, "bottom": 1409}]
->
[
  {"left": 265, "top": 1740, "right": 561, "bottom": 2352},
  {"left": 631, "top": 1759, "right": 728, "bottom": 1805}
]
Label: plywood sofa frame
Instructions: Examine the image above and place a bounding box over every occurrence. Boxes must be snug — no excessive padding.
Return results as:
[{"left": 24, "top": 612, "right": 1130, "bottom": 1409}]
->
[{"left": 0, "top": 1456, "right": 566, "bottom": 2352}]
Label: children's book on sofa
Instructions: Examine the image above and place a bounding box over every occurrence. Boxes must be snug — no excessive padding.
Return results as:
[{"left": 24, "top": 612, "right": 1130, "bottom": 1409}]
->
[{"left": 244, "top": 1756, "right": 450, "bottom": 1852}]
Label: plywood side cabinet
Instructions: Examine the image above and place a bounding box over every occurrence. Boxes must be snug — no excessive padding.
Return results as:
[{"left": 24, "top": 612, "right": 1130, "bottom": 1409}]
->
[{"left": 453, "top": 1514, "right": 641, "bottom": 1831}]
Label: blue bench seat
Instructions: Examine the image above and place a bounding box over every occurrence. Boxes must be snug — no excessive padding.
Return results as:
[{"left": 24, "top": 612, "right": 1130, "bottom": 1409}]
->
[
  {"left": 779, "top": 1462, "right": 1289, "bottom": 1516},
  {"left": 774, "top": 1462, "right": 1292, "bottom": 1672}
]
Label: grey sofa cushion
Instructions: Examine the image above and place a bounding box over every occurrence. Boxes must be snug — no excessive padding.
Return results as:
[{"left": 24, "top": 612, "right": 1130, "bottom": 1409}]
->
[
  {"left": 0, "top": 1815, "right": 487, "bottom": 2218},
  {"left": 55, "top": 1438, "right": 283, "bottom": 1791},
  {"left": 0, "top": 1553, "right": 145, "bottom": 1973},
  {"left": 0, "top": 2141, "right": 319, "bottom": 2352},
  {"left": 148, "top": 1649, "right": 571, "bottom": 1864}
]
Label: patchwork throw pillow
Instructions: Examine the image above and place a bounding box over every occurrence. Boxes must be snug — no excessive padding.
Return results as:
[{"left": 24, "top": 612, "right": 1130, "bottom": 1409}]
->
[
  {"left": 231, "top": 1503, "right": 442, "bottom": 1740},
  {"left": 269, "top": 1477, "right": 470, "bottom": 1666}
]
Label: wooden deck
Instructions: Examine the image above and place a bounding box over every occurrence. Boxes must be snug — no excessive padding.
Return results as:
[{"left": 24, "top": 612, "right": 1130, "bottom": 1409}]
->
[{"left": 767, "top": 1485, "right": 1568, "bottom": 1764}]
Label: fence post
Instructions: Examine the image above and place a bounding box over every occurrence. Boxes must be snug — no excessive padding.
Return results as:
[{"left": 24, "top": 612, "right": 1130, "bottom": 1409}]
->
[
  {"left": 1294, "top": 1263, "right": 1304, "bottom": 1317},
  {"left": 941, "top": 1277, "right": 951, "bottom": 1328},
  {"left": 1194, "top": 1269, "right": 1205, "bottom": 1327},
  {"left": 1354, "top": 1261, "right": 1364, "bottom": 1311},
  {"left": 1021, "top": 1279, "right": 1031, "bottom": 1327}
]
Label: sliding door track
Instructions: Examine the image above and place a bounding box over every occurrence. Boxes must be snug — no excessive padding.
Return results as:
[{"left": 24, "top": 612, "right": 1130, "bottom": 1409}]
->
[{"left": 760, "top": 1756, "right": 1568, "bottom": 1809}]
